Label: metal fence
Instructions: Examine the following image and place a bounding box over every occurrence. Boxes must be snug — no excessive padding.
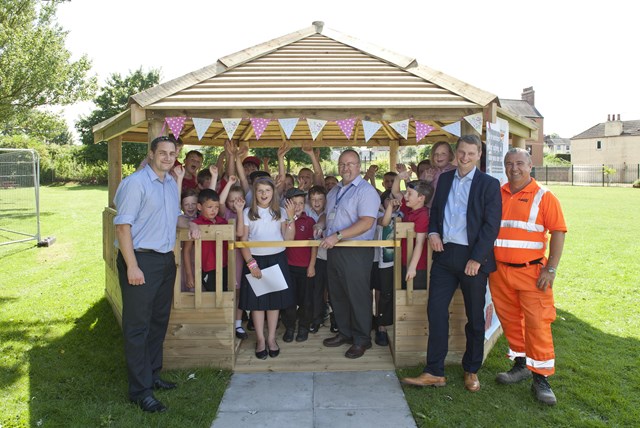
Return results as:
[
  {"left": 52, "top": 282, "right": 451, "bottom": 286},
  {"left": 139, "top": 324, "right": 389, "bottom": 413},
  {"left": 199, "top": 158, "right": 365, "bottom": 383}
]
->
[
  {"left": 532, "top": 163, "right": 640, "bottom": 186},
  {"left": 0, "top": 148, "right": 41, "bottom": 246}
]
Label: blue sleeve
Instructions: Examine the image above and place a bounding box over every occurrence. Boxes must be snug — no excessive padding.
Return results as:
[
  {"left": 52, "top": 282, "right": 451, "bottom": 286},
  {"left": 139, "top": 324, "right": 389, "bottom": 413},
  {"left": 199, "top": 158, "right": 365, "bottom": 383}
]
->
[{"left": 113, "top": 176, "right": 143, "bottom": 226}]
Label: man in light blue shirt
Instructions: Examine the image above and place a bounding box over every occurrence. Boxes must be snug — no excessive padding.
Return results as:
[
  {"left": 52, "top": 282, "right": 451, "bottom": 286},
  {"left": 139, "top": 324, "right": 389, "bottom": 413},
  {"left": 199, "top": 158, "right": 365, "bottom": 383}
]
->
[
  {"left": 401, "top": 135, "right": 501, "bottom": 393},
  {"left": 318, "top": 149, "right": 379, "bottom": 359},
  {"left": 114, "top": 136, "right": 200, "bottom": 413}
]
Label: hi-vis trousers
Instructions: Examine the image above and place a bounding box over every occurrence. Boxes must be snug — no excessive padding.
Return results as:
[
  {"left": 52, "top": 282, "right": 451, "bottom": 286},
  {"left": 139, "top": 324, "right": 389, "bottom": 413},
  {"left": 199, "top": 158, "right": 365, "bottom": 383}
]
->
[{"left": 489, "top": 262, "right": 556, "bottom": 376}]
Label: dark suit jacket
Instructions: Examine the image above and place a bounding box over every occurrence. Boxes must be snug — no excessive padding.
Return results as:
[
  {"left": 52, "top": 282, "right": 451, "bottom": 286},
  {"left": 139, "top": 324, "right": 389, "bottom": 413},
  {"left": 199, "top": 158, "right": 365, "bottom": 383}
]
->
[{"left": 428, "top": 168, "right": 502, "bottom": 273}]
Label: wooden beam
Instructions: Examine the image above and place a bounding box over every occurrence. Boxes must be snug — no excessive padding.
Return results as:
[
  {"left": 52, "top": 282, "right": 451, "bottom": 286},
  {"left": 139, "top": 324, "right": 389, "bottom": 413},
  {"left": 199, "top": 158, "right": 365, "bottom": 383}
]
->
[
  {"left": 389, "top": 140, "right": 399, "bottom": 172},
  {"left": 107, "top": 137, "right": 122, "bottom": 209}
]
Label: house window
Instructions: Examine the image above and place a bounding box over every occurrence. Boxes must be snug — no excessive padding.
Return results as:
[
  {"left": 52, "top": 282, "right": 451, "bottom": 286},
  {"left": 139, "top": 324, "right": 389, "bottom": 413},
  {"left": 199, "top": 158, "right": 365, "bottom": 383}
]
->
[{"left": 596, "top": 141, "right": 602, "bottom": 150}]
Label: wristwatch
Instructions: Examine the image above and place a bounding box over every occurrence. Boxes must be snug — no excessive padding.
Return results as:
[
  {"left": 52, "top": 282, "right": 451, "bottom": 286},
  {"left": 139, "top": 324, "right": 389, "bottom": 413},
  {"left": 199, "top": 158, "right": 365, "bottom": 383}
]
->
[
  {"left": 336, "top": 231, "right": 343, "bottom": 241},
  {"left": 546, "top": 266, "right": 557, "bottom": 274}
]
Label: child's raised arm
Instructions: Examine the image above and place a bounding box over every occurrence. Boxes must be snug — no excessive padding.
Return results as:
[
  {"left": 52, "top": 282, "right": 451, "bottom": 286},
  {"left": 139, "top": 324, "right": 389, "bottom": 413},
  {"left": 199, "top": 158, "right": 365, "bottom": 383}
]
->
[
  {"left": 392, "top": 169, "right": 410, "bottom": 201},
  {"left": 218, "top": 175, "right": 238, "bottom": 217},
  {"left": 301, "top": 143, "right": 324, "bottom": 187}
]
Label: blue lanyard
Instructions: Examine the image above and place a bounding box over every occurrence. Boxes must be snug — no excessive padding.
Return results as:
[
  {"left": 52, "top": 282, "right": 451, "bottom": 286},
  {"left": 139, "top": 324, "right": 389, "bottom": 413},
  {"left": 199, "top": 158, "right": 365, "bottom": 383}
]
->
[{"left": 334, "top": 184, "right": 354, "bottom": 209}]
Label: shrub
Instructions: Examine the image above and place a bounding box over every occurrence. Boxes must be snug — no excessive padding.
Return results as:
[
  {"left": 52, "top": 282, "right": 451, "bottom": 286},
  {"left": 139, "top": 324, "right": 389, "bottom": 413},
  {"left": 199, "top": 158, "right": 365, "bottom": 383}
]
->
[{"left": 633, "top": 178, "right": 640, "bottom": 188}]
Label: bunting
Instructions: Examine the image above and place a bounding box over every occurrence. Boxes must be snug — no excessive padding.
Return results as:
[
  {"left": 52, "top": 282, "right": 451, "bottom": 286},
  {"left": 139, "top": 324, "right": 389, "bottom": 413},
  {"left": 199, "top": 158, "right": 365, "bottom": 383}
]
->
[
  {"left": 414, "top": 120, "right": 435, "bottom": 142},
  {"left": 221, "top": 118, "right": 242, "bottom": 140},
  {"left": 335, "top": 117, "right": 357, "bottom": 140},
  {"left": 278, "top": 118, "right": 299, "bottom": 140},
  {"left": 250, "top": 118, "right": 270, "bottom": 140},
  {"left": 464, "top": 112, "right": 484, "bottom": 134},
  {"left": 442, "top": 121, "right": 461, "bottom": 137},
  {"left": 362, "top": 120, "right": 382, "bottom": 142},
  {"left": 389, "top": 119, "right": 409, "bottom": 139},
  {"left": 307, "top": 118, "right": 327, "bottom": 141},
  {"left": 165, "top": 116, "right": 187, "bottom": 139},
  {"left": 192, "top": 117, "right": 213, "bottom": 141}
]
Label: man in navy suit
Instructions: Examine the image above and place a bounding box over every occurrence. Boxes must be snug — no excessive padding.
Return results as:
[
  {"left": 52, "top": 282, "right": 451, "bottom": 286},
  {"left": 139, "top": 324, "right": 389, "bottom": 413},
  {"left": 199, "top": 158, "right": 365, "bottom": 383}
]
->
[{"left": 401, "top": 135, "right": 501, "bottom": 392}]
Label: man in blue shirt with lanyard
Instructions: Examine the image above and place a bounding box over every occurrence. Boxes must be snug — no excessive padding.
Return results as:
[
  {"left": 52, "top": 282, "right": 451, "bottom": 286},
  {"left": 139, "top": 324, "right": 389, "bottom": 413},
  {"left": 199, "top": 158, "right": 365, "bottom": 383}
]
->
[
  {"left": 401, "top": 135, "right": 501, "bottom": 392},
  {"left": 114, "top": 135, "right": 200, "bottom": 413},
  {"left": 318, "top": 149, "right": 380, "bottom": 359}
]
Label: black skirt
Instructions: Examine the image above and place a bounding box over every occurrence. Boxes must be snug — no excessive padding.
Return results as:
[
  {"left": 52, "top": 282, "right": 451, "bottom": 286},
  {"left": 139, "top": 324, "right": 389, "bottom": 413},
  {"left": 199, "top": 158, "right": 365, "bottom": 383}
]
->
[{"left": 239, "top": 251, "right": 294, "bottom": 311}]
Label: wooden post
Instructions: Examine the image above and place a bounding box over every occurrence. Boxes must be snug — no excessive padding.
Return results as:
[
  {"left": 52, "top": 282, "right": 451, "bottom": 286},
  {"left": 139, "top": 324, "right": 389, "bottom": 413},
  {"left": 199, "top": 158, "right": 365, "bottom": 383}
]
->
[
  {"left": 389, "top": 140, "right": 399, "bottom": 173},
  {"left": 107, "top": 137, "right": 122, "bottom": 208},
  {"left": 148, "top": 119, "right": 164, "bottom": 148},
  {"left": 512, "top": 136, "right": 526, "bottom": 148}
]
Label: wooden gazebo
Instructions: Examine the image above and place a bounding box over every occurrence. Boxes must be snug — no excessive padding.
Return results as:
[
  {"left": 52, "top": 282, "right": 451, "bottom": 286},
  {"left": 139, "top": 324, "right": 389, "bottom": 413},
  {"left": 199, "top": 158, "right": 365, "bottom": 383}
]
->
[{"left": 96, "top": 21, "right": 537, "bottom": 371}]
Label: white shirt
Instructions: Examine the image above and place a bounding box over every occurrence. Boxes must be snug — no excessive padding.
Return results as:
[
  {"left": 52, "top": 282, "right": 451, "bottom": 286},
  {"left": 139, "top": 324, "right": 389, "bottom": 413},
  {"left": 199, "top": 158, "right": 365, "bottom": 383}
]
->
[{"left": 243, "top": 206, "right": 286, "bottom": 256}]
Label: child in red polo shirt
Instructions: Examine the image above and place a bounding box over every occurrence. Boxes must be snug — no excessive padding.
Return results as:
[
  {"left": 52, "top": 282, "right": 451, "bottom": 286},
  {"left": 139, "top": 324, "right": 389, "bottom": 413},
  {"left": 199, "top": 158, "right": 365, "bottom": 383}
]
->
[
  {"left": 282, "top": 188, "right": 317, "bottom": 343},
  {"left": 393, "top": 173, "right": 434, "bottom": 290},
  {"left": 183, "top": 189, "right": 229, "bottom": 292}
]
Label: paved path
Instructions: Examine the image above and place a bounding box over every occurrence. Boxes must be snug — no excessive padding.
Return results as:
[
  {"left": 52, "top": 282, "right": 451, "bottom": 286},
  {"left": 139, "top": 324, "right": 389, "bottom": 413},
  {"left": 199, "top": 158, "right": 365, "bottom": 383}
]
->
[{"left": 211, "top": 370, "right": 417, "bottom": 428}]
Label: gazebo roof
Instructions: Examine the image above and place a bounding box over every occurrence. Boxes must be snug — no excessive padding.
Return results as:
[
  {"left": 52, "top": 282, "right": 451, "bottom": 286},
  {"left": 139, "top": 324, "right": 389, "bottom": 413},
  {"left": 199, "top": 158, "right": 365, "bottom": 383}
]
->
[{"left": 94, "top": 22, "right": 536, "bottom": 146}]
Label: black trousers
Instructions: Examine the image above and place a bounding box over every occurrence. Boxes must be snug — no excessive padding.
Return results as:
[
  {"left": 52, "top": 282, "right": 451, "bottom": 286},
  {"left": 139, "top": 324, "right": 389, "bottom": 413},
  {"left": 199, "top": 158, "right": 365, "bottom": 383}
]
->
[
  {"left": 311, "top": 259, "right": 328, "bottom": 324},
  {"left": 425, "top": 243, "right": 487, "bottom": 377},
  {"left": 376, "top": 266, "right": 394, "bottom": 327},
  {"left": 117, "top": 251, "right": 176, "bottom": 401},
  {"left": 327, "top": 247, "right": 373, "bottom": 346},
  {"left": 282, "top": 265, "right": 313, "bottom": 331}
]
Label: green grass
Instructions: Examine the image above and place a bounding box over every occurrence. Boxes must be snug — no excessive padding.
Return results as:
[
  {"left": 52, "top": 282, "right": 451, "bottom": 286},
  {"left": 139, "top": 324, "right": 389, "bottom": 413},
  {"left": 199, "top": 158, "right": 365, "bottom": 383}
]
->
[
  {"left": 399, "top": 185, "right": 640, "bottom": 427},
  {"left": 0, "top": 185, "right": 230, "bottom": 428},
  {"left": 1, "top": 184, "right": 639, "bottom": 427}
]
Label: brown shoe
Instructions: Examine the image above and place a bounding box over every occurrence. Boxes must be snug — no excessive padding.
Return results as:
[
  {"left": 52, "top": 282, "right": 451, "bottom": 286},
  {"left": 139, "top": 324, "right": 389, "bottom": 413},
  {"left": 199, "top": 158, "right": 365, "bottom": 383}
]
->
[
  {"left": 323, "top": 334, "right": 353, "bottom": 347},
  {"left": 464, "top": 372, "right": 480, "bottom": 392},
  {"left": 400, "top": 372, "right": 446, "bottom": 387},
  {"left": 344, "top": 343, "right": 372, "bottom": 359}
]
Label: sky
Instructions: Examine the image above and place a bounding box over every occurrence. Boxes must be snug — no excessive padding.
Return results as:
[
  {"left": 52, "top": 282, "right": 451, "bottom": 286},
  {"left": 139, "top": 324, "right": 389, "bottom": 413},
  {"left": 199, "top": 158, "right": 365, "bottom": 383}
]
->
[{"left": 55, "top": 0, "right": 640, "bottom": 141}]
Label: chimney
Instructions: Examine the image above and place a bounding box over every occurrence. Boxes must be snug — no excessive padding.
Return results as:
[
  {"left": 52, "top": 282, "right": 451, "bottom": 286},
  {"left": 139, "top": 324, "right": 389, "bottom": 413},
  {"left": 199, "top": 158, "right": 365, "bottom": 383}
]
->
[
  {"left": 605, "top": 115, "right": 623, "bottom": 136},
  {"left": 607, "top": 114, "right": 611, "bottom": 121},
  {"left": 617, "top": 114, "right": 621, "bottom": 121},
  {"left": 521, "top": 87, "right": 535, "bottom": 106}
]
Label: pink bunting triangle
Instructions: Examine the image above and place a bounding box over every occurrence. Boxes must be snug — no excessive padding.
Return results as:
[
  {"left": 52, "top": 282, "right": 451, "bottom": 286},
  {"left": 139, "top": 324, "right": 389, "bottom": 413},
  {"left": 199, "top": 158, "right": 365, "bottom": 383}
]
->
[
  {"left": 415, "top": 120, "right": 435, "bottom": 142},
  {"left": 335, "top": 117, "right": 357, "bottom": 140},
  {"left": 250, "top": 118, "right": 270, "bottom": 140},
  {"left": 165, "top": 116, "right": 187, "bottom": 139}
]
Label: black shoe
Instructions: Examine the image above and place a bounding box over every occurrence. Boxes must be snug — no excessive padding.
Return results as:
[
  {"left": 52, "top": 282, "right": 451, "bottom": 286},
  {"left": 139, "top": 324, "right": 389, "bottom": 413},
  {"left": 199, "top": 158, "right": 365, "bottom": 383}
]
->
[
  {"left": 375, "top": 330, "right": 389, "bottom": 346},
  {"left": 532, "top": 373, "right": 557, "bottom": 405},
  {"left": 283, "top": 328, "right": 295, "bottom": 343},
  {"left": 268, "top": 342, "right": 280, "bottom": 358},
  {"left": 329, "top": 313, "right": 338, "bottom": 333},
  {"left": 235, "top": 326, "right": 248, "bottom": 340},
  {"left": 296, "top": 328, "right": 309, "bottom": 342},
  {"left": 134, "top": 395, "right": 167, "bottom": 413},
  {"left": 246, "top": 319, "right": 255, "bottom": 331},
  {"left": 153, "top": 378, "right": 177, "bottom": 390},
  {"left": 309, "top": 322, "right": 320, "bottom": 333},
  {"left": 255, "top": 343, "right": 268, "bottom": 360}
]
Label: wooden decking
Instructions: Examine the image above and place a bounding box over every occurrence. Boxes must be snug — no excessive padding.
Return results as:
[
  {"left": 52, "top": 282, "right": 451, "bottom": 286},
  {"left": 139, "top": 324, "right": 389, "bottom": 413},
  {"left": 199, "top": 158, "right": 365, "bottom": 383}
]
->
[{"left": 233, "top": 323, "right": 396, "bottom": 373}]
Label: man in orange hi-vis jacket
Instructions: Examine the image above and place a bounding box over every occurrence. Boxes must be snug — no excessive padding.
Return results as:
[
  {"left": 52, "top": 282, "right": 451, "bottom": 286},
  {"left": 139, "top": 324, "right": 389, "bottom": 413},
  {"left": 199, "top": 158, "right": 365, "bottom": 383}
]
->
[{"left": 490, "top": 147, "right": 567, "bottom": 406}]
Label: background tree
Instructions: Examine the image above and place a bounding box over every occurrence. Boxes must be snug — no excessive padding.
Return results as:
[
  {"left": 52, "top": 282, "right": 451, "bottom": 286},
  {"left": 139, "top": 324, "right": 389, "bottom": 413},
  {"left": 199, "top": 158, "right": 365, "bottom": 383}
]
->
[
  {"left": 75, "top": 68, "right": 160, "bottom": 165},
  {"left": 0, "top": 0, "right": 96, "bottom": 126},
  {"left": 1, "top": 110, "right": 73, "bottom": 144}
]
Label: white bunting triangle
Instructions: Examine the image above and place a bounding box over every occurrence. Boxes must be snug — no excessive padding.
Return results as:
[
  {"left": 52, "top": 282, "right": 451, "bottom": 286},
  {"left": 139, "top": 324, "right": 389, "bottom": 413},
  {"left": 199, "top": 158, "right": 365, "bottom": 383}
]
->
[
  {"left": 221, "top": 118, "right": 242, "bottom": 140},
  {"left": 442, "top": 121, "right": 461, "bottom": 137},
  {"left": 464, "top": 112, "right": 484, "bottom": 135},
  {"left": 192, "top": 118, "right": 213, "bottom": 141},
  {"left": 307, "top": 118, "right": 327, "bottom": 141},
  {"left": 278, "top": 118, "right": 299, "bottom": 140},
  {"left": 362, "top": 120, "right": 382, "bottom": 142},
  {"left": 389, "top": 119, "right": 409, "bottom": 139}
]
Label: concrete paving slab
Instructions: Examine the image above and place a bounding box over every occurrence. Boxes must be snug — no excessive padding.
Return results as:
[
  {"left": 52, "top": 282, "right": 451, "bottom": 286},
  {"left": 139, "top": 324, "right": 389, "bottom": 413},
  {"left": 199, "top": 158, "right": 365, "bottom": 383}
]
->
[
  {"left": 212, "top": 409, "right": 314, "bottom": 428},
  {"left": 314, "top": 371, "right": 409, "bottom": 409},
  {"left": 217, "top": 372, "right": 313, "bottom": 412},
  {"left": 315, "top": 408, "right": 417, "bottom": 428}
]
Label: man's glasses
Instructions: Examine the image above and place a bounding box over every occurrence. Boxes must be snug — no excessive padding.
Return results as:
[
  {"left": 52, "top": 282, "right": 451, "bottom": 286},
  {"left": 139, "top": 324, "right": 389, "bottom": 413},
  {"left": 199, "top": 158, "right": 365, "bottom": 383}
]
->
[{"left": 338, "top": 162, "right": 359, "bottom": 169}]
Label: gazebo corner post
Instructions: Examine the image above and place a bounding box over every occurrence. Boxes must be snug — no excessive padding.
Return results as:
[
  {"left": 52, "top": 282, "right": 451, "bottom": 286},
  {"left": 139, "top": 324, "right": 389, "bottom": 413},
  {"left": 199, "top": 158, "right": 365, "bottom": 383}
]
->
[
  {"left": 107, "top": 136, "right": 123, "bottom": 209},
  {"left": 389, "top": 139, "right": 399, "bottom": 174}
]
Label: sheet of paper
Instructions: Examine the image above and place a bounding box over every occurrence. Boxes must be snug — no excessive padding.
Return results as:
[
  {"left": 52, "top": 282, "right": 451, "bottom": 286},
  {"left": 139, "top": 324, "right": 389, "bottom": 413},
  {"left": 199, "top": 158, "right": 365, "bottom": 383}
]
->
[{"left": 245, "top": 264, "right": 288, "bottom": 297}]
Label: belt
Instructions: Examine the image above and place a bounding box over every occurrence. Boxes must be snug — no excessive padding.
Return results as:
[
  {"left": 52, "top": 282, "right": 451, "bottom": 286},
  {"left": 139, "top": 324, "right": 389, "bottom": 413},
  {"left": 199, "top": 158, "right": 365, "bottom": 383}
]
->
[
  {"left": 501, "top": 258, "right": 543, "bottom": 268},
  {"left": 135, "top": 248, "right": 158, "bottom": 253}
]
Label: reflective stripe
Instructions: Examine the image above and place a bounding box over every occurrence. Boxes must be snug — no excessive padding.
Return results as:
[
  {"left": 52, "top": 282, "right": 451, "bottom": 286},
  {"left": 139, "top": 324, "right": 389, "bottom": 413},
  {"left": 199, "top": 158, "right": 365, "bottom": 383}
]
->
[
  {"left": 500, "top": 187, "right": 548, "bottom": 233},
  {"left": 495, "top": 239, "right": 544, "bottom": 249},
  {"left": 528, "top": 187, "right": 548, "bottom": 225},
  {"left": 526, "top": 357, "right": 555, "bottom": 369},
  {"left": 507, "top": 349, "right": 526, "bottom": 360},
  {"left": 501, "top": 219, "right": 544, "bottom": 232}
]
